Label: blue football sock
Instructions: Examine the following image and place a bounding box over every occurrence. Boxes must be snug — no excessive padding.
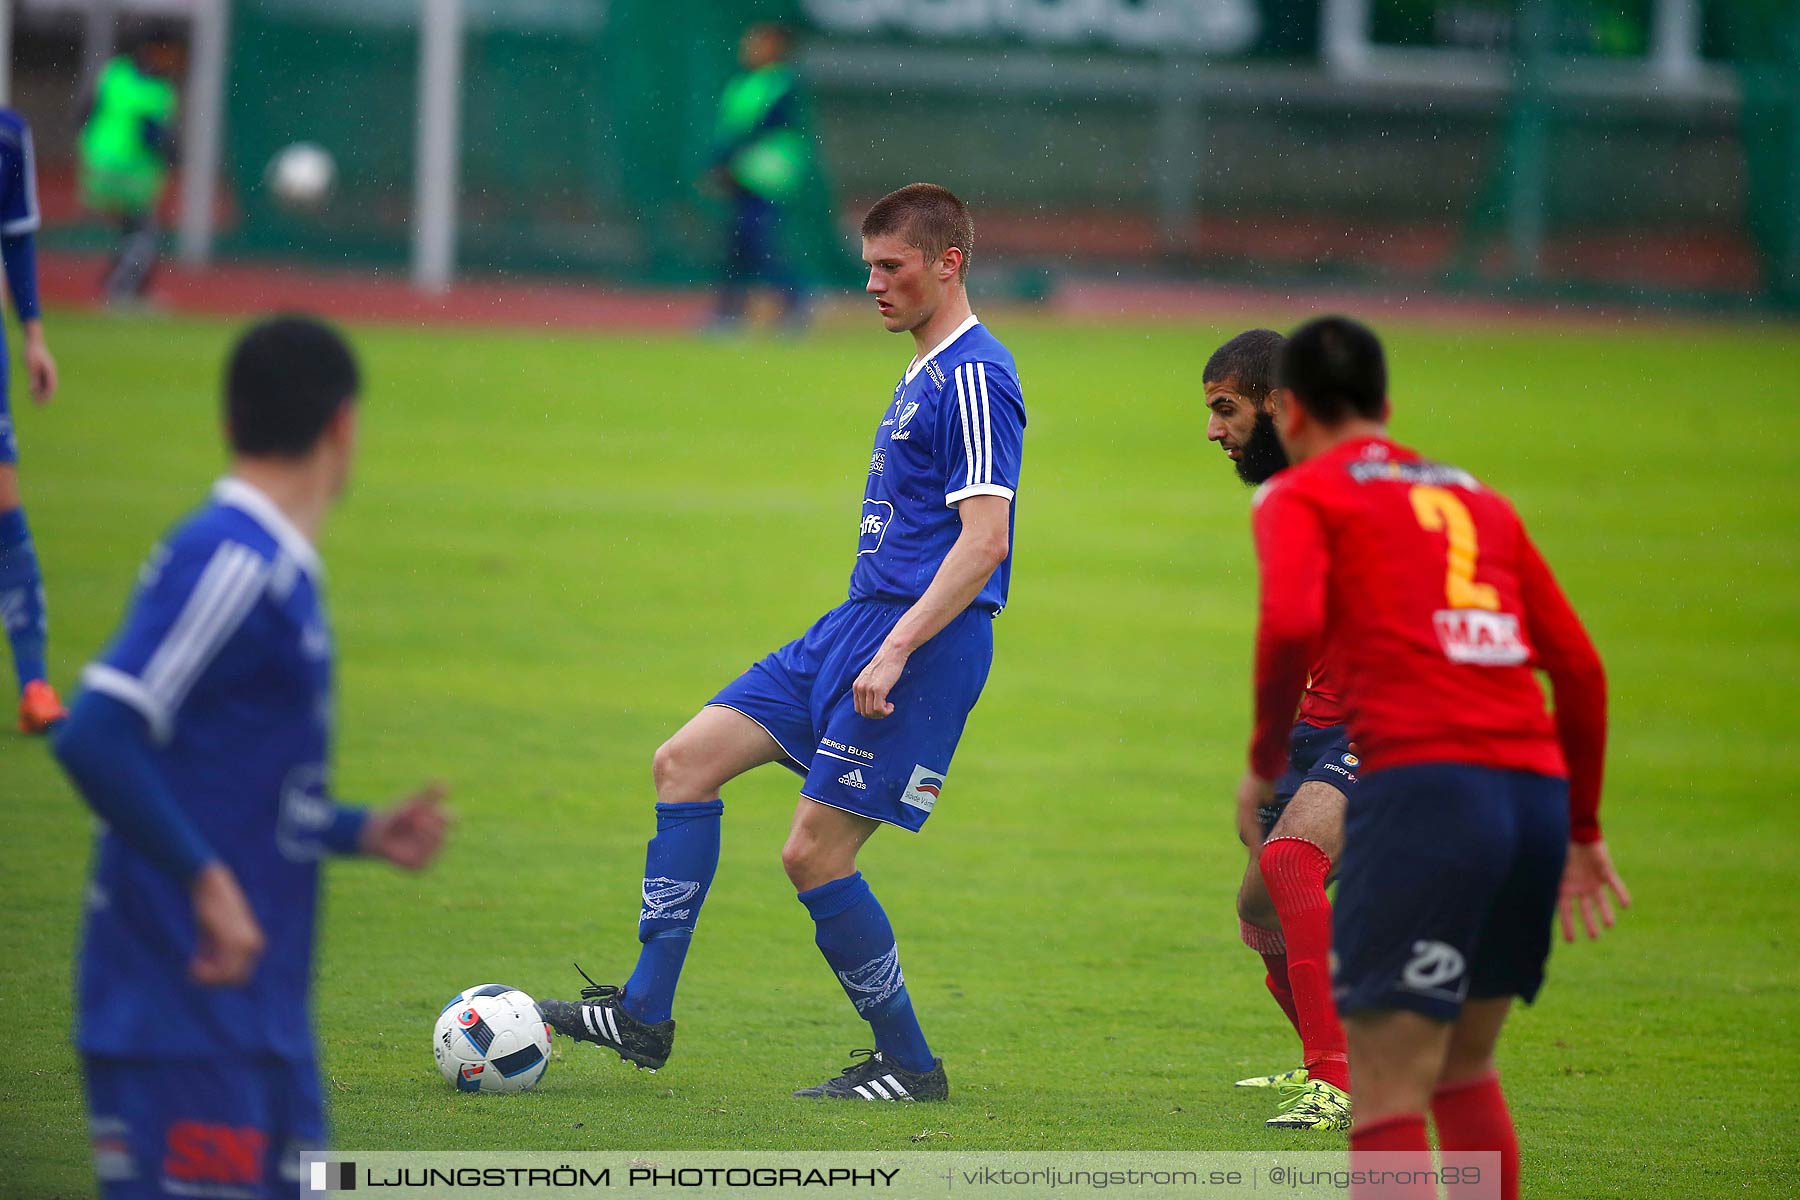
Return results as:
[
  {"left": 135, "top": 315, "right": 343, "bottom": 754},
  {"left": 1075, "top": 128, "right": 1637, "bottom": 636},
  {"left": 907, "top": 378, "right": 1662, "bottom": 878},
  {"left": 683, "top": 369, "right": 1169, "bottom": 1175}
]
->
[
  {"left": 0, "top": 508, "right": 48, "bottom": 693},
  {"left": 621, "top": 799, "right": 722, "bottom": 1025},
  {"left": 798, "top": 872, "right": 935, "bottom": 1074}
]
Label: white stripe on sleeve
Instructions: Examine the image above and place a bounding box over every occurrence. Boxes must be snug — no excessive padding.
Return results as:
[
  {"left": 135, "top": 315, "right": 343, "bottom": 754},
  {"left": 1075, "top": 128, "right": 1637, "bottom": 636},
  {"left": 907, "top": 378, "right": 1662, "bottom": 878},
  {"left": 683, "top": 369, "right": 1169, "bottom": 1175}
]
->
[
  {"left": 81, "top": 663, "right": 171, "bottom": 742},
  {"left": 139, "top": 544, "right": 269, "bottom": 733},
  {"left": 967, "top": 365, "right": 983, "bottom": 485},
  {"left": 976, "top": 362, "right": 993, "bottom": 485},
  {"left": 953, "top": 364, "right": 977, "bottom": 491},
  {"left": 2, "top": 126, "right": 42, "bottom": 235}
]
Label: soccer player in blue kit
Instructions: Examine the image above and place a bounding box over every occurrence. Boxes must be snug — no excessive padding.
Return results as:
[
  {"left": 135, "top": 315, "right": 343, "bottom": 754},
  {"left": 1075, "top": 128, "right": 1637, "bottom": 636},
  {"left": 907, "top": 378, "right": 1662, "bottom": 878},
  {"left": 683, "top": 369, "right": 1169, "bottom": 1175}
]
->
[
  {"left": 54, "top": 316, "right": 449, "bottom": 1198},
  {"left": 0, "top": 107, "right": 65, "bottom": 733},
  {"left": 540, "top": 183, "right": 1024, "bottom": 1103}
]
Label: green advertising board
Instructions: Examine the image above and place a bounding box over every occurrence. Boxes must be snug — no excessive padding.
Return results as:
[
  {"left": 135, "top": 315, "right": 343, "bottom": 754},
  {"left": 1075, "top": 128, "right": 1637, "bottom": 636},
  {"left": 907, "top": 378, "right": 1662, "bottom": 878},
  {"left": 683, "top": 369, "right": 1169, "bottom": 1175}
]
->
[{"left": 795, "top": 0, "right": 1321, "bottom": 58}]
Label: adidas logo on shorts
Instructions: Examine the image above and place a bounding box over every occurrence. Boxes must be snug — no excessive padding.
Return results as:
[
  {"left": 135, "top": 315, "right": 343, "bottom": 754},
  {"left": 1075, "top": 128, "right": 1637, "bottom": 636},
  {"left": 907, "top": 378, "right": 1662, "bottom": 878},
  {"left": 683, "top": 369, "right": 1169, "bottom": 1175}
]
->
[{"left": 838, "top": 769, "right": 868, "bottom": 790}]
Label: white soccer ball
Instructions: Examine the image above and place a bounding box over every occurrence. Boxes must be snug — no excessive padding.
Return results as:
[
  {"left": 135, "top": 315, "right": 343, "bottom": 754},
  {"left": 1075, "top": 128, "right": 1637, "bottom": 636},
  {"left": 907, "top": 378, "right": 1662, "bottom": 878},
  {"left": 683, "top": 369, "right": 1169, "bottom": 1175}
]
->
[
  {"left": 433, "top": 984, "right": 552, "bottom": 1094},
  {"left": 266, "top": 142, "right": 336, "bottom": 211}
]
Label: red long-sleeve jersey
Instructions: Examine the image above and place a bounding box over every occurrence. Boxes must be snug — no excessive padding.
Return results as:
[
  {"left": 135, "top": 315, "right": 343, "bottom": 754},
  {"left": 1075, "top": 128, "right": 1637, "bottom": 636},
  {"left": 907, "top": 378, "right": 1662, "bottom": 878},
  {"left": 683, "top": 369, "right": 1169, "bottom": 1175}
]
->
[
  {"left": 1299, "top": 660, "right": 1346, "bottom": 728},
  {"left": 1249, "top": 435, "right": 1606, "bottom": 842}
]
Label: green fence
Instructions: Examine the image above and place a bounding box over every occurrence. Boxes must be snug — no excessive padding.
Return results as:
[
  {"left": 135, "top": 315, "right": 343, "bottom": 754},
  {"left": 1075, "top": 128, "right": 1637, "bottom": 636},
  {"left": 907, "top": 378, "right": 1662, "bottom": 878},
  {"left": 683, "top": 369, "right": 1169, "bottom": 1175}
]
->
[{"left": 221, "top": 0, "right": 1799, "bottom": 307}]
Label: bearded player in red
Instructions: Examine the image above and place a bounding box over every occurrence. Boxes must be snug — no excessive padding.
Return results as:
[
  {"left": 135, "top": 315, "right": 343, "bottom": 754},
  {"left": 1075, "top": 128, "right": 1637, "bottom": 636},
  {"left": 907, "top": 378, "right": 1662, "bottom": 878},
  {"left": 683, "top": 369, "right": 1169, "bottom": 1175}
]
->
[
  {"left": 1204, "top": 329, "right": 1353, "bottom": 1131},
  {"left": 1242, "top": 317, "right": 1629, "bottom": 1200}
]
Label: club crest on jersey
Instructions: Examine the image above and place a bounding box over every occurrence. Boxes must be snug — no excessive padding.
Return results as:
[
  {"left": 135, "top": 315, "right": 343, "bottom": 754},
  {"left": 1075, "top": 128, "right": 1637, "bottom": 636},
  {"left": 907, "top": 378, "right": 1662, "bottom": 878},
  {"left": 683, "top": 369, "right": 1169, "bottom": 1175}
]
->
[
  {"left": 838, "top": 945, "right": 905, "bottom": 1013},
  {"left": 1342, "top": 753, "right": 1359, "bottom": 768},
  {"left": 859, "top": 499, "right": 894, "bottom": 556},
  {"left": 890, "top": 400, "right": 920, "bottom": 440},
  {"left": 275, "top": 763, "right": 334, "bottom": 863},
  {"left": 1433, "top": 609, "right": 1529, "bottom": 666},
  {"left": 642, "top": 876, "right": 701, "bottom": 922},
  {"left": 901, "top": 764, "right": 946, "bottom": 813}
]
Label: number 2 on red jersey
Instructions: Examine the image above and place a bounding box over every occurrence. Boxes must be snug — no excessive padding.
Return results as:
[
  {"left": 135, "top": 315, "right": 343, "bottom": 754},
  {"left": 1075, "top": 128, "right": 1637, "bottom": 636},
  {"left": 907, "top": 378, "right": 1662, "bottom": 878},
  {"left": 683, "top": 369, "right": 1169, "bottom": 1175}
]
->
[{"left": 1409, "top": 485, "right": 1529, "bottom": 666}]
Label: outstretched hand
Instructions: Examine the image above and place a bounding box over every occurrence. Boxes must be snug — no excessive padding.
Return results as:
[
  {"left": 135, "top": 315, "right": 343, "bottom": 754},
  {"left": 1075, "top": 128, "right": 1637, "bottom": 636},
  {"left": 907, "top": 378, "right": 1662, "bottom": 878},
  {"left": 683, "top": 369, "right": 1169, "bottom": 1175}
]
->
[
  {"left": 361, "top": 780, "right": 451, "bottom": 870},
  {"left": 1558, "top": 838, "right": 1630, "bottom": 942}
]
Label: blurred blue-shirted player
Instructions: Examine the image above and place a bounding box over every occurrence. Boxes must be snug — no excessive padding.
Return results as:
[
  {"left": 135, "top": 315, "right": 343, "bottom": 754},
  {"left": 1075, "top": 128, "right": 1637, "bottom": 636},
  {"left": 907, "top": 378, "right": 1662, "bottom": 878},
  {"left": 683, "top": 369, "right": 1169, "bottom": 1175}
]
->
[
  {"left": 0, "top": 108, "right": 65, "bottom": 733},
  {"left": 54, "top": 317, "right": 450, "bottom": 1198},
  {"left": 541, "top": 184, "right": 1025, "bottom": 1103}
]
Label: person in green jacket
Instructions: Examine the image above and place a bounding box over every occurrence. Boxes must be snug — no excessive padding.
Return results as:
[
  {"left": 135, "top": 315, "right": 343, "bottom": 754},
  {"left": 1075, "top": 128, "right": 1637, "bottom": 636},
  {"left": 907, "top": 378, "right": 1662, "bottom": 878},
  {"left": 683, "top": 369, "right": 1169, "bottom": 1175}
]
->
[
  {"left": 707, "top": 24, "right": 813, "bottom": 332},
  {"left": 78, "top": 32, "right": 181, "bottom": 302}
]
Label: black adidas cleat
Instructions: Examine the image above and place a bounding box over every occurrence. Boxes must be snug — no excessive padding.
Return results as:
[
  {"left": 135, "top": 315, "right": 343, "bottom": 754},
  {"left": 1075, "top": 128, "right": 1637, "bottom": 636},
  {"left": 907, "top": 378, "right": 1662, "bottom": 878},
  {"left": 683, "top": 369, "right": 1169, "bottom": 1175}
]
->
[
  {"left": 793, "top": 1049, "right": 948, "bottom": 1102},
  {"left": 537, "top": 964, "right": 675, "bottom": 1071}
]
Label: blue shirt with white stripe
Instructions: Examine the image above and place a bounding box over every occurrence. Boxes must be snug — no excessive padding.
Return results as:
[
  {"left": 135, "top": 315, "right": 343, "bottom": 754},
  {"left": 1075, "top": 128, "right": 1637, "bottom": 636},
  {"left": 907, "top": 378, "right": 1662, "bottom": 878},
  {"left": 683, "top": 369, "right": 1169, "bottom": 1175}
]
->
[
  {"left": 76, "top": 478, "right": 353, "bottom": 1060},
  {"left": 850, "top": 315, "right": 1025, "bottom": 615},
  {"left": 0, "top": 109, "right": 39, "bottom": 239},
  {"left": 0, "top": 108, "right": 43, "bottom": 338}
]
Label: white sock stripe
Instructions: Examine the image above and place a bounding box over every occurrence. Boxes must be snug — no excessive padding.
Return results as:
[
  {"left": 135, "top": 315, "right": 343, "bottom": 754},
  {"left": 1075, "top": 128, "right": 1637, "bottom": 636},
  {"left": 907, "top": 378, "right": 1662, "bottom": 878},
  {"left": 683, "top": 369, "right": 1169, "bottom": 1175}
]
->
[
  {"left": 865, "top": 1079, "right": 892, "bottom": 1099},
  {"left": 953, "top": 365, "right": 976, "bottom": 490},
  {"left": 883, "top": 1074, "right": 909, "bottom": 1098}
]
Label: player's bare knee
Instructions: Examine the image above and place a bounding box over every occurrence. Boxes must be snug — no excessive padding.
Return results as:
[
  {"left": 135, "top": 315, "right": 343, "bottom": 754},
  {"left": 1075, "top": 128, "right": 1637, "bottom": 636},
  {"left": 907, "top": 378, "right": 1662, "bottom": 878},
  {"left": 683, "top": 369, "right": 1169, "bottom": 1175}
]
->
[
  {"left": 1237, "top": 876, "right": 1277, "bottom": 928},
  {"left": 1440, "top": 1019, "right": 1500, "bottom": 1085},
  {"left": 778, "top": 836, "right": 809, "bottom": 888},
  {"left": 650, "top": 738, "right": 683, "bottom": 797},
  {"left": 0, "top": 467, "right": 20, "bottom": 511},
  {"left": 1439, "top": 1049, "right": 1497, "bottom": 1087},
  {"left": 780, "top": 832, "right": 833, "bottom": 890},
  {"left": 651, "top": 736, "right": 713, "bottom": 806},
  {"left": 1441, "top": 997, "right": 1510, "bottom": 1085}
]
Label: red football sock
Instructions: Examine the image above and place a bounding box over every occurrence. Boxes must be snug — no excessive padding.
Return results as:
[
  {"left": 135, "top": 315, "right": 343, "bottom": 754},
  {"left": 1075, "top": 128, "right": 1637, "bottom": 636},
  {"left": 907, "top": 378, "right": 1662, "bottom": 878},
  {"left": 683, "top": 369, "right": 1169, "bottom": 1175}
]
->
[
  {"left": 1350, "top": 1113, "right": 1433, "bottom": 1200},
  {"left": 1433, "top": 1072, "right": 1519, "bottom": 1200},
  {"left": 1259, "top": 837, "right": 1349, "bottom": 1093},
  {"left": 1261, "top": 951, "right": 1302, "bottom": 1036},
  {"left": 1240, "top": 919, "right": 1303, "bottom": 1038}
]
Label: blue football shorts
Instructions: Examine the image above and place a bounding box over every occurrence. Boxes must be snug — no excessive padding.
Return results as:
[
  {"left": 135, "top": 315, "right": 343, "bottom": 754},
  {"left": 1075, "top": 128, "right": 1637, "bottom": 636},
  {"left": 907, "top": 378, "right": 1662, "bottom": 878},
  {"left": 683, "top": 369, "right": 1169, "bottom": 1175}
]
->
[
  {"left": 84, "top": 1053, "right": 325, "bottom": 1200},
  {"left": 1259, "top": 719, "right": 1359, "bottom": 837},
  {"left": 708, "top": 597, "right": 994, "bottom": 832},
  {"left": 1332, "top": 762, "right": 1570, "bottom": 1022}
]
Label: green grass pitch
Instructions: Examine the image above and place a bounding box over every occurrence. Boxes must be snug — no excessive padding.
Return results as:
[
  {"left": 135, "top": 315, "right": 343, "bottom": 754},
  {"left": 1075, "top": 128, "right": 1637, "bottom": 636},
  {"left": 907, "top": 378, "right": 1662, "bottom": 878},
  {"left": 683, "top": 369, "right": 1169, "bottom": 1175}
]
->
[{"left": 2, "top": 308, "right": 1797, "bottom": 1197}]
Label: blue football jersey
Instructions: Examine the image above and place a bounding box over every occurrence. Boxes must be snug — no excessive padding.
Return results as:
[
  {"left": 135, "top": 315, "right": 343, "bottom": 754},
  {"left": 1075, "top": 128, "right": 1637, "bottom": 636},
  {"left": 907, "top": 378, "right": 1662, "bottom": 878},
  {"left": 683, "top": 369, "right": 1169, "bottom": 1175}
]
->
[
  {"left": 849, "top": 315, "right": 1025, "bottom": 614},
  {"left": 76, "top": 479, "right": 349, "bottom": 1060},
  {"left": 0, "top": 109, "right": 40, "bottom": 237}
]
